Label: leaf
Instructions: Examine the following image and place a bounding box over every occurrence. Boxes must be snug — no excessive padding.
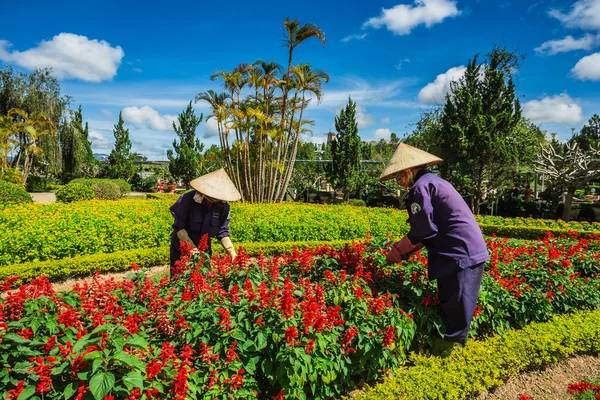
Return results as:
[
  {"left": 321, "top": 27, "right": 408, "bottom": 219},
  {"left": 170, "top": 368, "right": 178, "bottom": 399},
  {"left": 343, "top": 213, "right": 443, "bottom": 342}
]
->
[
  {"left": 115, "top": 351, "right": 145, "bottom": 371},
  {"left": 122, "top": 371, "right": 144, "bottom": 391},
  {"left": 3, "top": 333, "right": 30, "bottom": 344},
  {"left": 124, "top": 335, "right": 148, "bottom": 350},
  {"left": 83, "top": 351, "right": 103, "bottom": 361},
  {"left": 256, "top": 332, "right": 267, "bottom": 350},
  {"left": 51, "top": 362, "right": 69, "bottom": 376},
  {"left": 16, "top": 386, "right": 36, "bottom": 400},
  {"left": 63, "top": 382, "right": 76, "bottom": 399},
  {"left": 89, "top": 372, "right": 115, "bottom": 400}
]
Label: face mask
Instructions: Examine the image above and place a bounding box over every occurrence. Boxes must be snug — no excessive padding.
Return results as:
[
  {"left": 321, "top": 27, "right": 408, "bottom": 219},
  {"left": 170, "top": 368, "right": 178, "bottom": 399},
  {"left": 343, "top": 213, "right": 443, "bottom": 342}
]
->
[
  {"left": 193, "top": 193, "right": 204, "bottom": 203},
  {"left": 396, "top": 168, "right": 417, "bottom": 188}
]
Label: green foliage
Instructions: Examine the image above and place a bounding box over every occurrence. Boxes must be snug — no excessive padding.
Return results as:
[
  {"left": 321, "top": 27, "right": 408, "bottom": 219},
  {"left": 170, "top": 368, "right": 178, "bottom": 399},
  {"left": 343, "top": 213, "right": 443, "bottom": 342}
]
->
[
  {"left": 60, "top": 106, "right": 95, "bottom": 181},
  {"left": 55, "top": 182, "right": 95, "bottom": 203},
  {"left": 355, "top": 310, "right": 600, "bottom": 400},
  {"left": 132, "top": 173, "right": 159, "bottom": 192},
  {"left": 572, "top": 114, "right": 600, "bottom": 151},
  {"left": 25, "top": 175, "right": 48, "bottom": 192},
  {"left": 0, "top": 167, "right": 23, "bottom": 185},
  {"left": 107, "top": 112, "right": 135, "bottom": 181},
  {"left": 0, "top": 180, "right": 32, "bottom": 206},
  {"left": 167, "top": 102, "right": 204, "bottom": 187},
  {"left": 70, "top": 178, "right": 131, "bottom": 195},
  {"left": 91, "top": 181, "right": 121, "bottom": 200},
  {"left": 0, "top": 240, "right": 353, "bottom": 283},
  {"left": 346, "top": 199, "right": 366, "bottom": 206},
  {"left": 0, "top": 201, "right": 409, "bottom": 266},
  {"left": 328, "top": 97, "right": 361, "bottom": 198},
  {"left": 0, "top": 66, "right": 69, "bottom": 176}
]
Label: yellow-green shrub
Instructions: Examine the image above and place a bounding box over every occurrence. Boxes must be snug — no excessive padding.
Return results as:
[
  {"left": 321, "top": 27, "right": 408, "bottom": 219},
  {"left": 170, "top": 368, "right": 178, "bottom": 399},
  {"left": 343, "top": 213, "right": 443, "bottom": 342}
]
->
[
  {"left": 0, "top": 239, "right": 354, "bottom": 284},
  {"left": 0, "top": 200, "right": 409, "bottom": 265},
  {"left": 355, "top": 310, "right": 600, "bottom": 400}
]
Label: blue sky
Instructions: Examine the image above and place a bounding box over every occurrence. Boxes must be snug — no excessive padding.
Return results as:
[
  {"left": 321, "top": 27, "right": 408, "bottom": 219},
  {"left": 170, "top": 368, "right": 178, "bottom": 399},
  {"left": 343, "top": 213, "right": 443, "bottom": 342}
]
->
[{"left": 1, "top": 0, "right": 600, "bottom": 159}]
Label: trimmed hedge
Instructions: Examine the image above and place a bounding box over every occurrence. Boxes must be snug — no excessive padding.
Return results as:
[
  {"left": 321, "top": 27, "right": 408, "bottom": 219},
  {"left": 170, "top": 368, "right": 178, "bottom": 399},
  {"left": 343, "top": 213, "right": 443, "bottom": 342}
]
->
[
  {"left": 69, "top": 178, "right": 131, "bottom": 195},
  {"left": 355, "top": 310, "right": 600, "bottom": 400},
  {"left": 0, "top": 239, "right": 355, "bottom": 284},
  {"left": 0, "top": 180, "right": 32, "bottom": 207},
  {"left": 478, "top": 224, "right": 599, "bottom": 239},
  {"left": 55, "top": 182, "right": 95, "bottom": 203},
  {"left": 0, "top": 201, "right": 409, "bottom": 266}
]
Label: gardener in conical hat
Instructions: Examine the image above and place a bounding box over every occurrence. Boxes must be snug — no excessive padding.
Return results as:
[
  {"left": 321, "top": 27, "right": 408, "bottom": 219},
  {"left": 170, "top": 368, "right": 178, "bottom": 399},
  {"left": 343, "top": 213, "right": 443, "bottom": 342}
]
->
[
  {"left": 380, "top": 143, "right": 489, "bottom": 357},
  {"left": 169, "top": 169, "right": 241, "bottom": 272}
]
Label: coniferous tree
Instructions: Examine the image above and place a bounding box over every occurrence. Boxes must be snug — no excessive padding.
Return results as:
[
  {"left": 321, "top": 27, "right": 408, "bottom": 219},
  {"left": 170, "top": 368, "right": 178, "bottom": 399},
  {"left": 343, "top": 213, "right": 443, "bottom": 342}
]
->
[
  {"left": 327, "top": 97, "right": 361, "bottom": 199},
  {"left": 167, "top": 102, "right": 204, "bottom": 188},
  {"left": 107, "top": 112, "right": 135, "bottom": 180}
]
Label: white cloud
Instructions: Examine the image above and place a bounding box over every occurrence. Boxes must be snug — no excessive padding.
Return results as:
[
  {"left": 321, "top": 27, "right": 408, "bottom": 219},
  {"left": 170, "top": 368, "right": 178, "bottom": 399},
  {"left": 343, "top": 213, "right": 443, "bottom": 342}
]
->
[
  {"left": 548, "top": 0, "right": 600, "bottom": 31},
  {"left": 572, "top": 52, "right": 600, "bottom": 80},
  {"left": 374, "top": 128, "right": 392, "bottom": 139},
  {"left": 535, "top": 34, "right": 596, "bottom": 55},
  {"left": 89, "top": 130, "right": 112, "bottom": 150},
  {"left": 417, "top": 65, "right": 466, "bottom": 103},
  {"left": 364, "top": 0, "right": 461, "bottom": 35},
  {"left": 132, "top": 68, "right": 143, "bottom": 73},
  {"left": 356, "top": 104, "right": 375, "bottom": 129},
  {"left": 395, "top": 58, "right": 410, "bottom": 70},
  {"left": 523, "top": 94, "right": 583, "bottom": 125},
  {"left": 121, "top": 106, "right": 178, "bottom": 131},
  {"left": 100, "top": 109, "right": 112, "bottom": 118},
  {"left": 341, "top": 33, "right": 368, "bottom": 42},
  {"left": 204, "top": 118, "right": 220, "bottom": 138},
  {"left": 381, "top": 117, "right": 391, "bottom": 123},
  {"left": 319, "top": 78, "right": 414, "bottom": 109},
  {"left": 0, "top": 33, "right": 124, "bottom": 82}
]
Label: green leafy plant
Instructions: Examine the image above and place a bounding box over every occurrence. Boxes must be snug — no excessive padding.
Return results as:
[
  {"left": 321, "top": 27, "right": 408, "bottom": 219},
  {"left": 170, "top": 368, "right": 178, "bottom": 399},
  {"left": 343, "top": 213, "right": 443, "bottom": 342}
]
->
[{"left": 0, "top": 180, "right": 33, "bottom": 207}]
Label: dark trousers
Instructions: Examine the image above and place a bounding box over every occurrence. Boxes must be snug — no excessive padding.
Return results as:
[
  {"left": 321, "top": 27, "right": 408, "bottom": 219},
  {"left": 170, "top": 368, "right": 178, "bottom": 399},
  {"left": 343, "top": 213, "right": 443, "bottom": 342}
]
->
[{"left": 437, "top": 263, "right": 484, "bottom": 343}]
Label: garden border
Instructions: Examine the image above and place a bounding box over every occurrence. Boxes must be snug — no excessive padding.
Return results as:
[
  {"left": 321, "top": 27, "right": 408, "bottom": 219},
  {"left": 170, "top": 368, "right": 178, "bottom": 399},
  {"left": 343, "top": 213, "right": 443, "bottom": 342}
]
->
[{"left": 354, "top": 310, "right": 600, "bottom": 400}]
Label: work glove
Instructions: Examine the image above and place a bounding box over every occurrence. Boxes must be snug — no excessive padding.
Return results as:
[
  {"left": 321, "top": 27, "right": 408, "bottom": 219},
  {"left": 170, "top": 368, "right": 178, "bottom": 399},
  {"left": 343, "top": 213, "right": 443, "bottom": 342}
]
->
[
  {"left": 176, "top": 229, "right": 199, "bottom": 253},
  {"left": 386, "top": 236, "right": 421, "bottom": 265},
  {"left": 221, "top": 236, "right": 237, "bottom": 261}
]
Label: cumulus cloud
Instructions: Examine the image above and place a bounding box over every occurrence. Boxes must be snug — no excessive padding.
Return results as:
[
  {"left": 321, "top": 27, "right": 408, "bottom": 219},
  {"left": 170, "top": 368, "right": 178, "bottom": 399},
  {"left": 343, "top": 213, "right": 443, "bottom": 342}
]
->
[
  {"left": 417, "top": 65, "right": 466, "bottom": 103},
  {"left": 572, "top": 52, "right": 600, "bottom": 80},
  {"left": 374, "top": 128, "right": 392, "bottom": 139},
  {"left": 89, "top": 130, "right": 112, "bottom": 150},
  {"left": 548, "top": 0, "right": 600, "bottom": 31},
  {"left": 522, "top": 94, "right": 583, "bottom": 125},
  {"left": 341, "top": 33, "right": 368, "bottom": 42},
  {"left": 0, "top": 33, "right": 124, "bottom": 82},
  {"left": 356, "top": 104, "right": 375, "bottom": 129},
  {"left": 535, "top": 34, "right": 597, "bottom": 55},
  {"left": 121, "top": 106, "right": 178, "bottom": 131},
  {"left": 204, "top": 118, "right": 220, "bottom": 138},
  {"left": 364, "top": 0, "right": 461, "bottom": 35}
]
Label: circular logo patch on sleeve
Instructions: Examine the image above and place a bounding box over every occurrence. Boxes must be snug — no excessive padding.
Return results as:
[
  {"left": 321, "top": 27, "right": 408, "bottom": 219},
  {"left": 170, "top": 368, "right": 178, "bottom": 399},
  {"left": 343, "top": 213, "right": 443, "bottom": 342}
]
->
[{"left": 410, "top": 203, "right": 422, "bottom": 214}]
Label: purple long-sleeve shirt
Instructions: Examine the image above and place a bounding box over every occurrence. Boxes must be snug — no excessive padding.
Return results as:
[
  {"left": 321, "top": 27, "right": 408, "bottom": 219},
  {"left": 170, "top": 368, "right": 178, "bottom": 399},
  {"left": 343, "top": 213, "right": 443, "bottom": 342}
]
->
[{"left": 405, "top": 170, "right": 489, "bottom": 279}]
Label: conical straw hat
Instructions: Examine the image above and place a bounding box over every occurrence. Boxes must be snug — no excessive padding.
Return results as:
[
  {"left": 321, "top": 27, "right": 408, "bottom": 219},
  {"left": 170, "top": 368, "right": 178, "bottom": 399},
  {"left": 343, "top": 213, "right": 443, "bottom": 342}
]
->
[
  {"left": 190, "top": 169, "right": 241, "bottom": 202},
  {"left": 378, "top": 143, "right": 443, "bottom": 181}
]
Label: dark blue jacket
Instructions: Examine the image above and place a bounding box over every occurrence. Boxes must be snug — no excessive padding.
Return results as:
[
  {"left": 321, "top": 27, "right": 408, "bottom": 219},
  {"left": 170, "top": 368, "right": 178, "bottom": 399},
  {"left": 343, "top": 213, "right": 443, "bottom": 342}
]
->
[
  {"left": 405, "top": 170, "right": 489, "bottom": 279},
  {"left": 169, "top": 191, "right": 231, "bottom": 266}
]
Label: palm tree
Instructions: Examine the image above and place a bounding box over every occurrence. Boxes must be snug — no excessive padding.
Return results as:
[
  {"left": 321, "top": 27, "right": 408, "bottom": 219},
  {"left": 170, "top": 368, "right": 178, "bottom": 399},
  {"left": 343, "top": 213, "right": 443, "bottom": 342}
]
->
[{"left": 277, "top": 64, "right": 329, "bottom": 201}]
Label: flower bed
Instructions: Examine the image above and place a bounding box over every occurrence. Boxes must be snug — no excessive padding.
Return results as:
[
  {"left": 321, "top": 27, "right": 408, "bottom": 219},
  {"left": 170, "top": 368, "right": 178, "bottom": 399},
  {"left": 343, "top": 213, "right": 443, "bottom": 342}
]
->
[{"left": 1, "top": 233, "right": 600, "bottom": 399}]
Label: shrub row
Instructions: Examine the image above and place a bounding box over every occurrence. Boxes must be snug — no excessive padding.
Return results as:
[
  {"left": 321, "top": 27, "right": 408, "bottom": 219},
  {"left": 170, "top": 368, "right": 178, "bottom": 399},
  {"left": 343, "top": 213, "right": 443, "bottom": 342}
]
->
[
  {"left": 0, "top": 239, "right": 354, "bottom": 284},
  {"left": 479, "top": 224, "right": 600, "bottom": 240},
  {"left": 0, "top": 180, "right": 32, "bottom": 207},
  {"left": 0, "top": 201, "right": 409, "bottom": 265},
  {"left": 69, "top": 178, "right": 131, "bottom": 195},
  {"left": 355, "top": 309, "right": 600, "bottom": 400},
  {"left": 476, "top": 215, "right": 600, "bottom": 232}
]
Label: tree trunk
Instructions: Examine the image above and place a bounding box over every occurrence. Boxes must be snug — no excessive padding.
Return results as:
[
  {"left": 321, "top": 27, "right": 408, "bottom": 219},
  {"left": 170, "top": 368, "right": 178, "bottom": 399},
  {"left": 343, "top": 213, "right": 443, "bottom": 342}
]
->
[{"left": 562, "top": 186, "right": 576, "bottom": 222}]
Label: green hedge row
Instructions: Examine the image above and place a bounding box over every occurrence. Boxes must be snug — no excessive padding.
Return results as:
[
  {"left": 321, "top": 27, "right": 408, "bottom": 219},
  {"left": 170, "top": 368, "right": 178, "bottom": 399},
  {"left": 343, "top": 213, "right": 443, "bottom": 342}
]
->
[
  {"left": 0, "top": 239, "right": 355, "bottom": 284},
  {"left": 355, "top": 310, "right": 600, "bottom": 400},
  {"left": 0, "top": 201, "right": 409, "bottom": 266},
  {"left": 479, "top": 224, "right": 598, "bottom": 239}
]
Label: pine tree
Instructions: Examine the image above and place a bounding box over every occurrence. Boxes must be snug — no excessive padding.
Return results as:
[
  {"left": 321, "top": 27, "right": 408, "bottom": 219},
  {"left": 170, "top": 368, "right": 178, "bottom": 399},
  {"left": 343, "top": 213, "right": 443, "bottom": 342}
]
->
[
  {"left": 327, "top": 97, "right": 361, "bottom": 199},
  {"left": 107, "top": 112, "right": 135, "bottom": 180},
  {"left": 60, "top": 106, "right": 96, "bottom": 181},
  {"left": 167, "top": 102, "right": 204, "bottom": 188},
  {"left": 440, "top": 45, "right": 526, "bottom": 214}
]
